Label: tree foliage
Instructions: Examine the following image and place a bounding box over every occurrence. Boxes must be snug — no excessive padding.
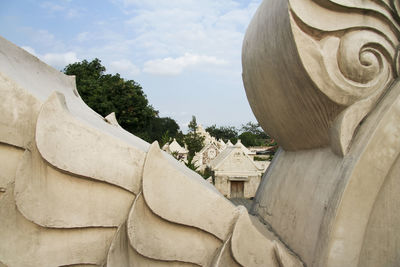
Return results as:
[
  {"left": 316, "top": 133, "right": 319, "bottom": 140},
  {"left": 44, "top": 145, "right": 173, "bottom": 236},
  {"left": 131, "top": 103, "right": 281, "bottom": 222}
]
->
[
  {"left": 238, "top": 122, "right": 269, "bottom": 147},
  {"left": 240, "top": 122, "right": 267, "bottom": 137},
  {"left": 147, "top": 117, "right": 180, "bottom": 145},
  {"left": 205, "top": 125, "right": 238, "bottom": 143},
  {"left": 188, "top": 115, "right": 198, "bottom": 133},
  {"left": 240, "top": 122, "right": 278, "bottom": 160},
  {"left": 205, "top": 122, "right": 276, "bottom": 148},
  {"left": 184, "top": 116, "right": 205, "bottom": 159},
  {"left": 64, "top": 58, "right": 180, "bottom": 143}
]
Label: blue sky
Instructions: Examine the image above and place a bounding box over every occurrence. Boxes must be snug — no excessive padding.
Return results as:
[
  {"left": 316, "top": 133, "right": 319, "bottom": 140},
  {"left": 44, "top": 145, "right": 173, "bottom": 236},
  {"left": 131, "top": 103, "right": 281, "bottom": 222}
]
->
[{"left": 0, "top": 0, "right": 261, "bottom": 132}]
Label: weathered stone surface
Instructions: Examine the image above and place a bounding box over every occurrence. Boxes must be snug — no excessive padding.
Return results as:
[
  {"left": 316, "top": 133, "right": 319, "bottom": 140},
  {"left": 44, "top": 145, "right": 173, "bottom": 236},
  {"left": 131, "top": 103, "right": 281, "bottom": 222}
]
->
[
  {"left": 242, "top": 0, "right": 343, "bottom": 151},
  {"left": 0, "top": 143, "right": 23, "bottom": 192},
  {"left": 127, "top": 192, "right": 221, "bottom": 265},
  {"left": 36, "top": 91, "right": 144, "bottom": 194},
  {"left": 106, "top": 223, "right": 133, "bottom": 267},
  {"left": 0, "top": 184, "right": 116, "bottom": 267},
  {"left": 143, "top": 142, "right": 238, "bottom": 241},
  {"left": 0, "top": 35, "right": 150, "bottom": 159},
  {"left": 107, "top": 223, "right": 198, "bottom": 267},
  {"left": 251, "top": 147, "right": 343, "bottom": 265},
  {"left": 0, "top": 72, "right": 41, "bottom": 148},
  {"left": 274, "top": 242, "right": 305, "bottom": 267},
  {"left": 232, "top": 207, "right": 286, "bottom": 266},
  {"left": 210, "top": 235, "right": 241, "bottom": 267},
  {"left": 359, "top": 153, "right": 400, "bottom": 267},
  {"left": 0, "top": 34, "right": 302, "bottom": 267},
  {"left": 5, "top": 0, "right": 400, "bottom": 264},
  {"left": 324, "top": 80, "right": 400, "bottom": 267},
  {"left": 243, "top": 0, "right": 399, "bottom": 155},
  {"left": 105, "top": 112, "right": 121, "bottom": 127},
  {"left": 244, "top": 0, "right": 400, "bottom": 266},
  {"left": 15, "top": 148, "right": 135, "bottom": 228}
]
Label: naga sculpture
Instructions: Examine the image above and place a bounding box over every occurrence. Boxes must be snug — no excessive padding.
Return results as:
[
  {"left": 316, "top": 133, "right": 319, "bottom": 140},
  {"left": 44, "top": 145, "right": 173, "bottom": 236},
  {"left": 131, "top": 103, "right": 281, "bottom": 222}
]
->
[{"left": 1, "top": 0, "right": 400, "bottom": 266}]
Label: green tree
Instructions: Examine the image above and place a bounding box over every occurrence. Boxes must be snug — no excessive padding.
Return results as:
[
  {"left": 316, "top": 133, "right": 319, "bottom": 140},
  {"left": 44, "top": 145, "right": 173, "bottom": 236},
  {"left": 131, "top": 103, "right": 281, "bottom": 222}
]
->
[
  {"left": 205, "top": 125, "right": 238, "bottom": 143},
  {"left": 64, "top": 59, "right": 180, "bottom": 143},
  {"left": 160, "top": 131, "right": 171, "bottom": 148},
  {"left": 188, "top": 115, "right": 198, "bottom": 133},
  {"left": 184, "top": 133, "right": 204, "bottom": 159},
  {"left": 148, "top": 117, "right": 180, "bottom": 144},
  {"left": 238, "top": 122, "right": 274, "bottom": 147},
  {"left": 174, "top": 131, "right": 185, "bottom": 148},
  {"left": 238, "top": 131, "right": 262, "bottom": 147},
  {"left": 240, "top": 122, "right": 267, "bottom": 137},
  {"left": 240, "top": 122, "right": 278, "bottom": 160},
  {"left": 202, "top": 166, "right": 213, "bottom": 179},
  {"left": 184, "top": 116, "right": 204, "bottom": 160}
]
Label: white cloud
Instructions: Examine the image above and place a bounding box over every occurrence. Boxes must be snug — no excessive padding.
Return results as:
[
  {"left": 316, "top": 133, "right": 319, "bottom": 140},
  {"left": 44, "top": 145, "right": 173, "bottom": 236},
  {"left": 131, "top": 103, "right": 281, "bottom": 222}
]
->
[
  {"left": 115, "top": 0, "right": 261, "bottom": 77},
  {"left": 21, "top": 46, "right": 79, "bottom": 70},
  {"left": 143, "top": 53, "right": 227, "bottom": 75},
  {"left": 40, "top": 1, "right": 82, "bottom": 19},
  {"left": 42, "top": 52, "right": 79, "bottom": 69},
  {"left": 109, "top": 59, "right": 140, "bottom": 77},
  {"left": 40, "top": 2, "right": 65, "bottom": 12},
  {"left": 20, "top": 28, "right": 67, "bottom": 51}
]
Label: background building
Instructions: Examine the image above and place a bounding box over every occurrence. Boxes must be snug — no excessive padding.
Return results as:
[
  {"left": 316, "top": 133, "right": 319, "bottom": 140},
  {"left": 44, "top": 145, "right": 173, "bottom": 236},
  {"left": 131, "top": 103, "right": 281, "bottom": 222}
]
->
[{"left": 209, "top": 144, "right": 264, "bottom": 199}]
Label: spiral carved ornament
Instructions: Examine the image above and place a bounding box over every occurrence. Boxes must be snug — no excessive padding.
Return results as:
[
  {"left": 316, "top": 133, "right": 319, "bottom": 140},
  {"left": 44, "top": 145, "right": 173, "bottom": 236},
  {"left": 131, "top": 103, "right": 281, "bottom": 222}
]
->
[{"left": 242, "top": 0, "right": 400, "bottom": 155}]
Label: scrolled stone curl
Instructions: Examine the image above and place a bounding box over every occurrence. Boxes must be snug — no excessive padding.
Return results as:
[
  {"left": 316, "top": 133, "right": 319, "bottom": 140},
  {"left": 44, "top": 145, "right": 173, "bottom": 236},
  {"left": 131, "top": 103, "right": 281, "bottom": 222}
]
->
[{"left": 324, "top": 29, "right": 395, "bottom": 106}]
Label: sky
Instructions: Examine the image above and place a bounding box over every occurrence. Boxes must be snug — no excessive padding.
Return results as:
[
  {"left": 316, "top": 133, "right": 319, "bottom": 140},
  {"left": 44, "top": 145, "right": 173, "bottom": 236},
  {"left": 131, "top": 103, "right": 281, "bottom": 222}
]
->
[{"left": 0, "top": 0, "right": 262, "bottom": 132}]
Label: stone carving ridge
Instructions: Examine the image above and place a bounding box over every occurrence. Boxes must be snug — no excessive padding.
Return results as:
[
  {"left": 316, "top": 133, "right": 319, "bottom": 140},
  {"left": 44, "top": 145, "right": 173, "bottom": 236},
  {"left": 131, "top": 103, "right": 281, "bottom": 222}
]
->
[
  {"left": 243, "top": 0, "right": 400, "bottom": 155},
  {"left": 127, "top": 192, "right": 221, "bottom": 265},
  {"left": 15, "top": 148, "right": 135, "bottom": 228},
  {"left": 290, "top": 0, "right": 400, "bottom": 154},
  {"left": 0, "top": 183, "right": 116, "bottom": 266},
  {"left": 245, "top": 1, "right": 400, "bottom": 266},
  {"left": 0, "top": 72, "right": 41, "bottom": 148},
  {"left": 36, "top": 91, "right": 144, "bottom": 193},
  {"left": 142, "top": 142, "right": 238, "bottom": 241}
]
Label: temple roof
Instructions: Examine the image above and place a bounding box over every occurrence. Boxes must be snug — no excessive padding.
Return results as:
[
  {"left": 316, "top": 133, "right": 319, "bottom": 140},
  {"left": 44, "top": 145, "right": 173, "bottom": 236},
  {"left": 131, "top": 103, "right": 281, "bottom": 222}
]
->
[{"left": 168, "top": 138, "right": 188, "bottom": 154}]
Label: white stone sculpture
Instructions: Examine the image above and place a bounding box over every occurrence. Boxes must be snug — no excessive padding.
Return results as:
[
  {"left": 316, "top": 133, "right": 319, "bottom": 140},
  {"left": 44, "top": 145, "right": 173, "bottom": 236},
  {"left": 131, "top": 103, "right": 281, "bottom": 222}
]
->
[
  {"left": 0, "top": 34, "right": 301, "bottom": 266},
  {"left": 2, "top": 0, "right": 399, "bottom": 265},
  {"left": 243, "top": 0, "right": 400, "bottom": 266}
]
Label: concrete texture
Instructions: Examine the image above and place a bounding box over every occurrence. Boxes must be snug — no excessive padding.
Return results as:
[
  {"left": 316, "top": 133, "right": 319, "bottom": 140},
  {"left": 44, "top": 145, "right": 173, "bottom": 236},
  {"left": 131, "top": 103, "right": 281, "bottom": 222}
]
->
[
  {"left": 143, "top": 142, "right": 237, "bottom": 241},
  {"left": 36, "top": 91, "right": 145, "bottom": 194},
  {"left": 231, "top": 207, "right": 277, "bottom": 266},
  {"left": 15, "top": 148, "right": 135, "bottom": 228},
  {"left": 211, "top": 235, "right": 241, "bottom": 267},
  {"left": 243, "top": 0, "right": 400, "bottom": 266},
  {"left": 0, "top": 183, "right": 116, "bottom": 267},
  {"left": 128, "top": 192, "right": 221, "bottom": 265},
  {"left": 242, "top": 0, "right": 397, "bottom": 156}
]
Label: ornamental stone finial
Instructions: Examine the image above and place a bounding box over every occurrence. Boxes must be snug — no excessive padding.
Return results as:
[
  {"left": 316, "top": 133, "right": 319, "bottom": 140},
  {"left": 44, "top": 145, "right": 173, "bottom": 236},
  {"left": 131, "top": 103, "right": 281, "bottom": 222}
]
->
[
  {"left": 243, "top": 0, "right": 400, "bottom": 155},
  {"left": 246, "top": 1, "right": 400, "bottom": 267}
]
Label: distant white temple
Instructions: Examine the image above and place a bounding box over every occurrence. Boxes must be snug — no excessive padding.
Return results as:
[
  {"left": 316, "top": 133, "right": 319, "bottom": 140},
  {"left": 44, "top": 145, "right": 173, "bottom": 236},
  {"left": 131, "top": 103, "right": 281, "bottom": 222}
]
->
[
  {"left": 163, "top": 125, "right": 270, "bottom": 199},
  {"left": 209, "top": 142, "right": 266, "bottom": 199},
  {"left": 161, "top": 138, "right": 188, "bottom": 162}
]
